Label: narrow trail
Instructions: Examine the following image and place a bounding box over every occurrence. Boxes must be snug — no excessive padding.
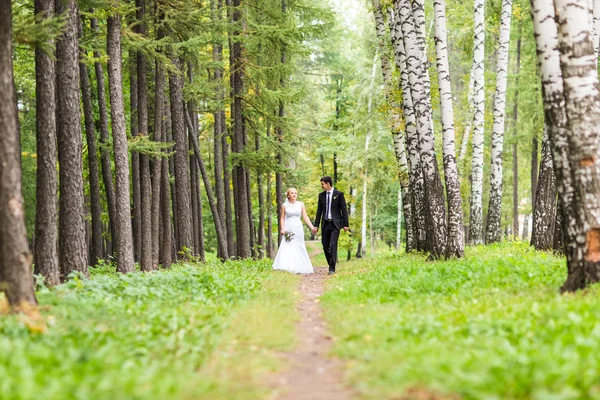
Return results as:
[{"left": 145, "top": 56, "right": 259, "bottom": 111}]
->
[{"left": 268, "top": 266, "right": 355, "bottom": 400}]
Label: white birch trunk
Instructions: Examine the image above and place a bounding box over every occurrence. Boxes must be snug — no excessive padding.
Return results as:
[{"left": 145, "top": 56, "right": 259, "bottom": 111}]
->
[
  {"left": 485, "top": 0, "right": 513, "bottom": 244},
  {"left": 554, "top": 0, "right": 600, "bottom": 290},
  {"left": 458, "top": 61, "right": 476, "bottom": 163},
  {"left": 396, "top": 0, "right": 448, "bottom": 259},
  {"left": 433, "top": 0, "right": 465, "bottom": 257},
  {"left": 530, "top": 0, "right": 581, "bottom": 292},
  {"left": 390, "top": 5, "right": 427, "bottom": 251},
  {"left": 372, "top": 0, "right": 415, "bottom": 251},
  {"left": 593, "top": 0, "right": 600, "bottom": 59},
  {"left": 397, "top": 186, "right": 403, "bottom": 249},
  {"left": 469, "top": 0, "right": 485, "bottom": 244}
]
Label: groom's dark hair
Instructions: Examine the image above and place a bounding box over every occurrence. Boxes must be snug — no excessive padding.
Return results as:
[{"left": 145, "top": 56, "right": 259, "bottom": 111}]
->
[{"left": 320, "top": 176, "right": 333, "bottom": 186}]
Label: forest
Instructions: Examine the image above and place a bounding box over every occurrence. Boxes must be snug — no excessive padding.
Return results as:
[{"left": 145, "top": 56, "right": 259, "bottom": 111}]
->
[{"left": 2, "top": 0, "right": 600, "bottom": 398}]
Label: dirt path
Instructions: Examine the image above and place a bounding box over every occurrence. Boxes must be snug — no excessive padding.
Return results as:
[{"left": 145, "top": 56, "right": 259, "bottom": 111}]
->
[{"left": 268, "top": 266, "right": 355, "bottom": 400}]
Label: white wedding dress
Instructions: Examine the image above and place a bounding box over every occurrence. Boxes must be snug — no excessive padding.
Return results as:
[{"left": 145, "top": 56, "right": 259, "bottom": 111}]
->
[{"left": 272, "top": 201, "right": 314, "bottom": 274}]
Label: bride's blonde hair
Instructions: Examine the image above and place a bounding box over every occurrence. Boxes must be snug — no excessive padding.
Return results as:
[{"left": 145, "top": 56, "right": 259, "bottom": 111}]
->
[{"left": 286, "top": 187, "right": 297, "bottom": 200}]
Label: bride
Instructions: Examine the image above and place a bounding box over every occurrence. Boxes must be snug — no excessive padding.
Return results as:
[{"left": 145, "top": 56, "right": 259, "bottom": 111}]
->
[{"left": 272, "top": 188, "right": 315, "bottom": 274}]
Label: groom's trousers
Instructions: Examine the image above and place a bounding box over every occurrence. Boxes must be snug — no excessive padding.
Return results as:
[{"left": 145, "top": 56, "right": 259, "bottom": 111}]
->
[{"left": 322, "top": 220, "right": 341, "bottom": 272}]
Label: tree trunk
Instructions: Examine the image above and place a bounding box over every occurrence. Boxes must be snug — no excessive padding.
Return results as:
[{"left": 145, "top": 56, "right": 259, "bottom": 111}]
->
[
  {"left": 469, "top": 0, "right": 485, "bottom": 245},
  {"left": 390, "top": 5, "right": 426, "bottom": 252},
  {"left": 130, "top": 52, "right": 141, "bottom": 262},
  {"left": 212, "top": 0, "right": 228, "bottom": 259},
  {"left": 56, "top": 0, "right": 88, "bottom": 279},
  {"left": 91, "top": 18, "right": 117, "bottom": 260},
  {"left": 33, "top": 0, "right": 59, "bottom": 286},
  {"left": 458, "top": 61, "right": 476, "bottom": 164},
  {"left": 396, "top": 0, "right": 448, "bottom": 259},
  {"left": 593, "top": 0, "right": 600, "bottom": 60},
  {"left": 373, "top": 0, "right": 414, "bottom": 252},
  {"left": 188, "top": 101, "right": 205, "bottom": 261},
  {"left": 531, "top": 133, "right": 539, "bottom": 208},
  {"left": 256, "top": 134, "right": 265, "bottom": 259},
  {"left": 554, "top": 0, "right": 600, "bottom": 291},
  {"left": 185, "top": 108, "right": 229, "bottom": 259},
  {"left": 0, "top": 0, "right": 37, "bottom": 308},
  {"left": 512, "top": 29, "right": 522, "bottom": 239},
  {"left": 531, "top": 127, "right": 556, "bottom": 250},
  {"left": 529, "top": 0, "right": 576, "bottom": 290},
  {"left": 151, "top": 28, "right": 165, "bottom": 269},
  {"left": 79, "top": 27, "right": 103, "bottom": 267},
  {"left": 136, "top": 0, "right": 153, "bottom": 271},
  {"left": 485, "top": 0, "right": 513, "bottom": 244},
  {"left": 169, "top": 56, "right": 194, "bottom": 256},
  {"left": 232, "top": 0, "right": 251, "bottom": 258},
  {"left": 433, "top": 0, "right": 465, "bottom": 256},
  {"left": 161, "top": 94, "right": 172, "bottom": 269},
  {"left": 107, "top": 12, "right": 135, "bottom": 273}
]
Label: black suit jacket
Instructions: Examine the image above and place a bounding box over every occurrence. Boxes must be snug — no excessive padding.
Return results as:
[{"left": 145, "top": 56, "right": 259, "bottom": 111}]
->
[{"left": 315, "top": 189, "right": 349, "bottom": 230}]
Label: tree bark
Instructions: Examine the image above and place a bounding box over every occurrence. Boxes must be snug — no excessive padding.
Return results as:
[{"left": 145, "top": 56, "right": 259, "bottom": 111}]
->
[
  {"left": 136, "top": 0, "right": 153, "bottom": 271},
  {"left": 0, "top": 0, "right": 37, "bottom": 308},
  {"left": 169, "top": 56, "right": 194, "bottom": 256},
  {"left": 531, "top": 127, "right": 556, "bottom": 250},
  {"left": 485, "top": 0, "right": 513, "bottom": 244},
  {"left": 232, "top": 0, "right": 251, "bottom": 258},
  {"left": 469, "top": 0, "right": 485, "bottom": 244},
  {"left": 161, "top": 93, "right": 172, "bottom": 269},
  {"left": 512, "top": 29, "right": 522, "bottom": 238},
  {"left": 151, "top": 27, "right": 165, "bottom": 268},
  {"left": 130, "top": 52, "right": 141, "bottom": 262},
  {"left": 185, "top": 108, "right": 229, "bottom": 259},
  {"left": 390, "top": 5, "right": 426, "bottom": 251},
  {"left": 33, "top": 0, "right": 59, "bottom": 286},
  {"left": 433, "top": 0, "right": 465, "bottom": 256},
  {"left": 256, "top": 135, "right": 265, "bottom": 259},
  {"left": 91, "top": 18, "right": 117, "bottom": 259},
  {"left": 107, "top": 12, "right": 135, "bottom": 273},
  {"left": 554, "top": 0, "right": 600, "bottom": 291},
  {"left": 373, "top": 0, "right": 415, "bottom": 252},
  {"left": 212, "top": 0, "right": 228, "bottom": 259},
  {"left": 56, "top": 0, "right": 88, "bottom": 278},
  {"left": 79, "top": 23, "right": 103, "bottom": 267},
  {"left": 396, "top": 0, "right": 448, "bottom": 259}
]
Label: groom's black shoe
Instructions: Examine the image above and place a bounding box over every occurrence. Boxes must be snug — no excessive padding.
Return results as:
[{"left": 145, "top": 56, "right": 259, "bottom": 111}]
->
[{"left": 328, "top": 270, "right": 335, "bottom": 275}]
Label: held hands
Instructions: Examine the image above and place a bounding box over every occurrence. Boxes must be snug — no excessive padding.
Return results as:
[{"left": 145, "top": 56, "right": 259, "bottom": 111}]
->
[{"left": 311, "top": 227, "right": 318, "bottom": 234}]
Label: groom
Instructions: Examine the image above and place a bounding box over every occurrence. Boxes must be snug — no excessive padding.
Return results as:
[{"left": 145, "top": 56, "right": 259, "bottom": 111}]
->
[{"left": 313, "top": 176, "right": 349, "bottom": 275}]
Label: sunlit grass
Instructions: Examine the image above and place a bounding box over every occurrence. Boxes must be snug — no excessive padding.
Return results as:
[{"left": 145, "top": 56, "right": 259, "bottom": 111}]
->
[
  {"left": 0, "top": 259, "right": 298, "bottom": 400},
  {"left": 320, "top": 242, "right": 600, "bottom": 399}
]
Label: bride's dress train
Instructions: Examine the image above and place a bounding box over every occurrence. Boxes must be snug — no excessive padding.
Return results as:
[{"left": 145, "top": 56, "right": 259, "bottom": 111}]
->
[{"left": 272, "top": 201, "right": 313, "bottom": 274}]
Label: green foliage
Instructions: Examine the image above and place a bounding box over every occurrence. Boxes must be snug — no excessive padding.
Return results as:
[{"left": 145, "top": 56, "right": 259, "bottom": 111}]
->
[
  {"left": 319, "top": 243, "right": 600, "bottom": 399},
  {"left": 0, "top": 259, "right": 297, "bottom": 400}
]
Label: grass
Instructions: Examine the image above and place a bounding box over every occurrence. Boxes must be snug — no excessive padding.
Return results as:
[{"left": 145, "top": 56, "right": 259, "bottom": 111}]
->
[
  {"left": 320, "top": 241, "right": 600, "bottom": 400},
  {"left": 0, "top": 259, "right": 299, "bottom": 400}
]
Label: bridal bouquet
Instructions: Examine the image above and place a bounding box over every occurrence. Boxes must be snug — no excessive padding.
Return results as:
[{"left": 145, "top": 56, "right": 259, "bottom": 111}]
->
[{"left": 283, "top": 231, "right": 295, "bottom": 242}]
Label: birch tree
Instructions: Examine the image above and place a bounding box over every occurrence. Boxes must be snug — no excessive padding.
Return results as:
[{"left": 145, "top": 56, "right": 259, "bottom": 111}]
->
[
  {"left": 433, "top": 0, "right": 464, "bottom": 257},
  {"left": 372, "top": 0, "right": 415, "bottom": 251},
  {"left": 485, "top": 0, "right": 513, "bottom": 244},
  {"left": 396, "top": 0, "right": 447, "bottom": 259},
  {"left": 390, "top": 5, "right": 427, "bottom": 251},
  {"left": 531, "top": 127, "right": 556, "bottom": 250},
  {"left": 469, "top": 0, "right": 485, "bottom": 244},
  {"left": 553, "top": 0, "right": 600, "bottom": 291}
]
